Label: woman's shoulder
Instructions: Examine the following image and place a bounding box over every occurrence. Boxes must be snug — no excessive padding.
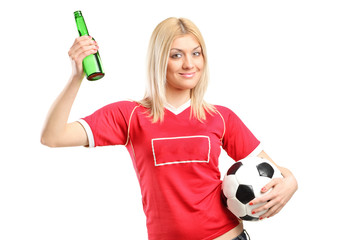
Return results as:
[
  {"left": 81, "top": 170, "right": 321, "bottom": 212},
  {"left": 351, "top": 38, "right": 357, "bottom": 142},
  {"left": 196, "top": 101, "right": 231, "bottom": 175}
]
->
[
  {"left": 210, "top": 104, "right": 245, "bottom": 123},
  {"left": 212, "top": 104, "right": 236, "bottom": 116},
  {"left": 106, "top": 99, "right": 141, "bottom": 108},
  {"left": 96, "top": 100, "right": 142, "bottom": 116}
]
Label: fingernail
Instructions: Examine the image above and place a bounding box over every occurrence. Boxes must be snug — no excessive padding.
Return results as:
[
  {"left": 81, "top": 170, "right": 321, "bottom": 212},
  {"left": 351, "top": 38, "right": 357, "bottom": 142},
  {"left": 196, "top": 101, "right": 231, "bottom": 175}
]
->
[
  {"left": 252, "top": 211, "right": 255, "bottom": 214},
  {"left": 249, "top": 202, "right": 253, "bottom": 206},
  {"left": 259, "top": 217, "right": 263, "bottom": 220},
  {"left": 261, "top": 187, "right": 267, "bottom": 192}
]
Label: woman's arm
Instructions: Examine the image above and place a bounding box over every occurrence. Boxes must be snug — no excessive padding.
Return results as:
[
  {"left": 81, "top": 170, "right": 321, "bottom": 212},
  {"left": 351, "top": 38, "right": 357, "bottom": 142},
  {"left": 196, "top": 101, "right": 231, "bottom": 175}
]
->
[
  {"left": 250, "top": 150, "right": 298, "bottom": 219},
  {"left": 40, "top": 36, "right": 99, "bottom": 147}
]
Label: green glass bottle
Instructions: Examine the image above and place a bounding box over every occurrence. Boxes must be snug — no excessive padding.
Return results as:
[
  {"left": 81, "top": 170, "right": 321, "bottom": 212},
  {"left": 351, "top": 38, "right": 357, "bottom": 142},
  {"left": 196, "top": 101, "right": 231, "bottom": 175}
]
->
[{"left": 74, "top": 10, "right": 104, "bottom": 81}]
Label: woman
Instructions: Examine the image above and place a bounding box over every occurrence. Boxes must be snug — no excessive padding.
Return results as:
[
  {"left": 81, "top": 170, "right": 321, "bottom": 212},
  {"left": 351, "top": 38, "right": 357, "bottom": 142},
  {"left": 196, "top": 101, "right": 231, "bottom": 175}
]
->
[{"left": 41, "top": 17, "right": 297, "bottom": 240}]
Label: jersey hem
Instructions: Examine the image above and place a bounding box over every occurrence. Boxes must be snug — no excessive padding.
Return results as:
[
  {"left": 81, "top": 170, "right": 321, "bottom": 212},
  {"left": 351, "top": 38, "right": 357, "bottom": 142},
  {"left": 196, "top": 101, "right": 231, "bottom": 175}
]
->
[{"left": 202, "top": 222, "right": 240, "bottom": 240}]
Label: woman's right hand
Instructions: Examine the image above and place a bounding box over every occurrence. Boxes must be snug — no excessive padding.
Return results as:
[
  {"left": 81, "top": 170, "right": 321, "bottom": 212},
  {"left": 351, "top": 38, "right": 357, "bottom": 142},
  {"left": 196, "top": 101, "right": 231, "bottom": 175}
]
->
[{"left": 68, "top": 36, "right": 99, "bottom": 80}]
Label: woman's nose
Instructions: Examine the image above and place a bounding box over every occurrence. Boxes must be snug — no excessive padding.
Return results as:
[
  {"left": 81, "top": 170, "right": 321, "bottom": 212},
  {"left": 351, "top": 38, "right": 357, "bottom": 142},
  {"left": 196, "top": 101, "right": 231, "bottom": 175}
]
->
[{"left": 182, "top": 55, "right": 194, "bottom": 69}]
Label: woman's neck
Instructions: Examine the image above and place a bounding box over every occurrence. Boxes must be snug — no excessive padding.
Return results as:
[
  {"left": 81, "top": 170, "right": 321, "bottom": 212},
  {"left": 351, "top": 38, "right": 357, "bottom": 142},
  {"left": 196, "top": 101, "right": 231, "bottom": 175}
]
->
[{"left": 165, "top": 88, "right": 191, "bottom": 108}]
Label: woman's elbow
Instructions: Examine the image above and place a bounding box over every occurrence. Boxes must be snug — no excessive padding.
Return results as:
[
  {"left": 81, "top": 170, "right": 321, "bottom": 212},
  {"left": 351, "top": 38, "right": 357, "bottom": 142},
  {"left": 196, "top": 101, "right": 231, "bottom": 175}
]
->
[{"left": 40, "top": 133, "right": 59, "bottom": 148}]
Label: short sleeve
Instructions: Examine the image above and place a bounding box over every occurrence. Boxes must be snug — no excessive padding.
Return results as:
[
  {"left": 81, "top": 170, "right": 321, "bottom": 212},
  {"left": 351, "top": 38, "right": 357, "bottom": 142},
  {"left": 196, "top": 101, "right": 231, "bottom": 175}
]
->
[
  {"left": 216, "top": 106, "right": 261, "bottom": 161},
  {"left": 77, "top": 101, "right": 137, "bottom": 147}
]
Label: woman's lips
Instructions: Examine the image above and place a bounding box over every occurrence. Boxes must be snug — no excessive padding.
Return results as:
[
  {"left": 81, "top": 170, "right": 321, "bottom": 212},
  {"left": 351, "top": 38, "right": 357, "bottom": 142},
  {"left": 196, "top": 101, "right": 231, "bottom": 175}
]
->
[{"left": 179, "top": 72, "right": 196, "bottom": 78}]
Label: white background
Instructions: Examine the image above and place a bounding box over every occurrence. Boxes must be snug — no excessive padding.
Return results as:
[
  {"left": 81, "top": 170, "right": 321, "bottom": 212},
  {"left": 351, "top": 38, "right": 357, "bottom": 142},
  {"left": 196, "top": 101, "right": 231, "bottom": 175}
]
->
[{"left": 1, "top": 0, "right": 359, "bottom": 239}]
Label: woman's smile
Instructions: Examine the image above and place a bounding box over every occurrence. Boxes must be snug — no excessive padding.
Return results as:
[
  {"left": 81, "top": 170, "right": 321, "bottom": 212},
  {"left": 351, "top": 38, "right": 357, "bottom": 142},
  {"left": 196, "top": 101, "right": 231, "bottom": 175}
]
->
[{"left": 179, "top": 72, "right": 196, "bottom": 78}]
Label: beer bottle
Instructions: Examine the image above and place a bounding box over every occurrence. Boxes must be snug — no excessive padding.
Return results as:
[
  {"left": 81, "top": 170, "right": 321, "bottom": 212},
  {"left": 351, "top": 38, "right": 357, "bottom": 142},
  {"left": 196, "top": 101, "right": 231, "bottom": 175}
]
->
[{"left": 74, "top": 10, "right": 105, "bottom": 81}]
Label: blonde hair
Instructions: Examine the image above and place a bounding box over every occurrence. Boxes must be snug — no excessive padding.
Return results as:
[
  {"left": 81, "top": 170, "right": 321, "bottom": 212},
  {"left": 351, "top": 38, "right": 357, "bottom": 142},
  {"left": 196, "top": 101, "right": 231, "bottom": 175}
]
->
[{"left": 140, "top": 17, "right": 215, "bottom": 122}]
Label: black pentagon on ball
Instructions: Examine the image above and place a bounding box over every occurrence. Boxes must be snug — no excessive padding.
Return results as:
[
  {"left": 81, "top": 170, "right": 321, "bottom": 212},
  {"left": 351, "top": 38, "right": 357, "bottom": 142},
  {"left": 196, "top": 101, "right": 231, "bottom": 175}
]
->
[
  {"left": 256, "top": 162, "right": 274, "bottom": 178},
  {"left": 227, "top": 161, "right": 243, "bottom": 175},
  {"left": 236, "top": 184, "right": 255, "bottom": 204},
  {"left": 241, "top": 215, "right": 259, "bottom": 221}
]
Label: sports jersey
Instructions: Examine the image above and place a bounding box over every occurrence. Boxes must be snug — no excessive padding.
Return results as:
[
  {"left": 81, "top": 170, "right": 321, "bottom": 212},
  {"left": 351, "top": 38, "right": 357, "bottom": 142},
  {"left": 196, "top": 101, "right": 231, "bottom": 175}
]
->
[{"left": 78, "top": 100, "right": 261, "bottom": 240}]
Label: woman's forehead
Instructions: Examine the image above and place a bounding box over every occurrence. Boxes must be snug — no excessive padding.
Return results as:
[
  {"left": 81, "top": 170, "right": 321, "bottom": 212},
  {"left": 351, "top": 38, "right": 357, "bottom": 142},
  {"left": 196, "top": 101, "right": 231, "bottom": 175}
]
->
[{"left": 171, "top": 34, "right": 200, "bottom": 50}]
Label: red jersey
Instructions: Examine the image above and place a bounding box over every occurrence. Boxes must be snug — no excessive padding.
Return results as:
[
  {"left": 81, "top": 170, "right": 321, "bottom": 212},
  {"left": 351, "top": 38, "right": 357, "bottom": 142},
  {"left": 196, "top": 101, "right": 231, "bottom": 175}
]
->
[{"left": 78, "top": 100, "right": 260, "bottom": 240}]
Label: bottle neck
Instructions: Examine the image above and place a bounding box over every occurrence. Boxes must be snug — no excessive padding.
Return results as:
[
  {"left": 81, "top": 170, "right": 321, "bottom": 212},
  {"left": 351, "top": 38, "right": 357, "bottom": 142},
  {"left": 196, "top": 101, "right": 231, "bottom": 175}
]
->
[{"left": 75, "top": 16, "right": 89, "bottom": 36}]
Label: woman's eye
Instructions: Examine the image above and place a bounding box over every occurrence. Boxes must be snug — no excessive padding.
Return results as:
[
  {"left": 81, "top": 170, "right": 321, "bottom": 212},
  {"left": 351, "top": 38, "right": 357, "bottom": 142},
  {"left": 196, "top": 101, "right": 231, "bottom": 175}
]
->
[
  {"left": 193, "top": 51, "right": 201, "bottom": 56},
  {"left": 171, "top": 53, "right": 182, "bottom": 58}
]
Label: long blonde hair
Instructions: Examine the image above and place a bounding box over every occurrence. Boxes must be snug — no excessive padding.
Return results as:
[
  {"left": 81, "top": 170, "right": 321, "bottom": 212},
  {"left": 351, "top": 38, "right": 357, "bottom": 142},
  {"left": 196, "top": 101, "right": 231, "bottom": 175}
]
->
[{"left": 140, "top": 17, "right": 215, "bottom": 122}]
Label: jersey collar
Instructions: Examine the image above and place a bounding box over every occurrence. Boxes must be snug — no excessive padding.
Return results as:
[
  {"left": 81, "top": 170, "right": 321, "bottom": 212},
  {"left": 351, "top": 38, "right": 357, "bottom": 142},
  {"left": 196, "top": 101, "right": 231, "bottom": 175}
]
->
[{"left": 164, "top": 99, "right": 191, "bottom": 115}]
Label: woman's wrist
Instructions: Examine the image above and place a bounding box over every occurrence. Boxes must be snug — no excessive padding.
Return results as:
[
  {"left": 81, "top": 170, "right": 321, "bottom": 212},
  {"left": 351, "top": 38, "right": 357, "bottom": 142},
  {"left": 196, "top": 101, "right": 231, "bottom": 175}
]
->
[{"left": 280, "top": 167, "right": 298, "bottom": 191}]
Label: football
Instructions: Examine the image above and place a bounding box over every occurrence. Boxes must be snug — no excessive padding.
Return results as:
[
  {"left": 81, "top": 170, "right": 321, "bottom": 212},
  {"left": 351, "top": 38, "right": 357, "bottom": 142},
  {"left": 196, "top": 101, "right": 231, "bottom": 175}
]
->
[{"left": 221, "top": 156, "right": 282, "bottom": 221}]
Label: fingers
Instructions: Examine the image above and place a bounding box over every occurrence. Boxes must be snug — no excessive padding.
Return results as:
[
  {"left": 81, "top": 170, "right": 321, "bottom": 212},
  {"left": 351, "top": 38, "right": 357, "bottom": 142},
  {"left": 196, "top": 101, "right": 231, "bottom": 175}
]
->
[
  {"left": 248, "top": 178, "right": 286, "bottom": 220},
  {"left": 250, "top": 193, "right": 271, "bottom": 207},
  {"left": 246, "top": 172, "right": 297, "bottom": 220},
  {"left": 249, "top": 178, "right": 282, "bottom": 206},
  {"left": 68, "top": 36, "right": 99, "bottom": 64},
  {"left": 251, "top": 195, "right": 285, "bottom": 219},
  {"left": 260, "top": 178, "right": 282, "bottom": 193},
  {"left": 68, "top": 36, "right": 99, "bottom": 79}
]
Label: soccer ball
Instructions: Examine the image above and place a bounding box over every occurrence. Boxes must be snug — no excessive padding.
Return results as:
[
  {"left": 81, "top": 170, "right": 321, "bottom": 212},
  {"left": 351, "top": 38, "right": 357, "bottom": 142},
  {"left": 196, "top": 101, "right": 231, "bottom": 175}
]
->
[{"left": 221, "top": 156, "right": 282, "bottom": 221}]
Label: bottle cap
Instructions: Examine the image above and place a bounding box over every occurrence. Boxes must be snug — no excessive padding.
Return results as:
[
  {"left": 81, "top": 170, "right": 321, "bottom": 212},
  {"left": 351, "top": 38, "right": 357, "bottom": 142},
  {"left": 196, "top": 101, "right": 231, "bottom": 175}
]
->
[{"left": 74, "top": 11, "right": 82, "bottom": 18}]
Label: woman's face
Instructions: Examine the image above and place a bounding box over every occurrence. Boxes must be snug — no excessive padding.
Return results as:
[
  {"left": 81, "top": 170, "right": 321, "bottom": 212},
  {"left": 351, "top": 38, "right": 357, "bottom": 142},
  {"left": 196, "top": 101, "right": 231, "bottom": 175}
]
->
[{"left": 166, "top": 34, "right": 204, "bottom": 93}]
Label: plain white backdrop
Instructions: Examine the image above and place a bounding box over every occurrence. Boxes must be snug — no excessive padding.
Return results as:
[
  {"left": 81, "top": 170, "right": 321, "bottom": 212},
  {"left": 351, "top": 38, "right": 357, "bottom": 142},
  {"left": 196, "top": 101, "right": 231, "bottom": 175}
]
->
[{"left": 1, "top": 0, "right": 359, "bottom": 239}]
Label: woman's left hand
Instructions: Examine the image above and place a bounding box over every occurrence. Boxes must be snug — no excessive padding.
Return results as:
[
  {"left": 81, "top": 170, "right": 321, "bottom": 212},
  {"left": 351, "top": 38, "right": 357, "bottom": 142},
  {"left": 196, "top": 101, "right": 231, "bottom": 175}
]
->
[{"left": 249, "top": 168, "right": 298, "bottom": 219}]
